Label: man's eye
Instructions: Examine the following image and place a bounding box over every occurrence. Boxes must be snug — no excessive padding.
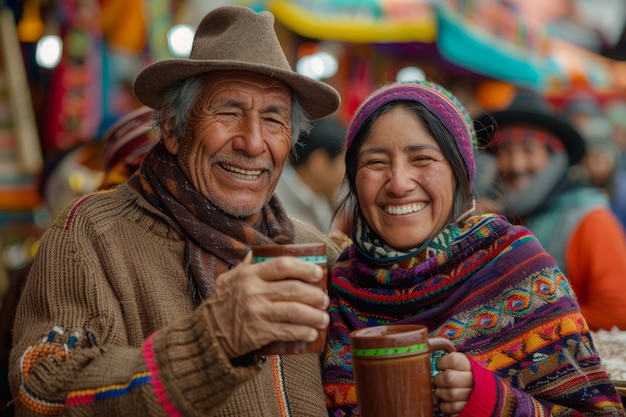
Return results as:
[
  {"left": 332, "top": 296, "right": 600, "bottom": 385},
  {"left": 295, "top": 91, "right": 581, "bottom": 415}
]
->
[
  {"left": 264, "top": 116, "right": 287, "bottom": 126},
  {"left": 364, "top": 159, "right": 386, "bottom": 168}
]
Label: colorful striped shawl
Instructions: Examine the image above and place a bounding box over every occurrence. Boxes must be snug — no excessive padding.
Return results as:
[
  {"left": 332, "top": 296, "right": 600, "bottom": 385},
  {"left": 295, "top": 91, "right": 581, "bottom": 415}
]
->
[{"left": 322, "top": 213, "right": 624, "bottom": 416}]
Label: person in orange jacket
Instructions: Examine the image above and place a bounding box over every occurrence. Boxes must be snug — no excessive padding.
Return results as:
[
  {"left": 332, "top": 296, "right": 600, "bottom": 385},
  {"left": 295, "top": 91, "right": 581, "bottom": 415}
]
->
[{"left": 475, "top": 90, "right": 626, "bottom": 331}]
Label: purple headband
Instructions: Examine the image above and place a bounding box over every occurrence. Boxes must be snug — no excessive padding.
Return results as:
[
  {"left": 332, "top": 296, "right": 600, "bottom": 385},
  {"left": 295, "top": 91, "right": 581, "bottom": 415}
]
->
[{"left": 346, "top": 81, "right": 477, "bottom": 182}]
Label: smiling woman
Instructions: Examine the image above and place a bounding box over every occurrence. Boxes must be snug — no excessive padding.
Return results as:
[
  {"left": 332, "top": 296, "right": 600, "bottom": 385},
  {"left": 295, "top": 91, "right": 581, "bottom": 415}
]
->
[
  {"left": 321, "top": 80, "right": 626, "bottom": 417},
  {"left": 354, "top": 104, "right": 455, "bottom": 251}
]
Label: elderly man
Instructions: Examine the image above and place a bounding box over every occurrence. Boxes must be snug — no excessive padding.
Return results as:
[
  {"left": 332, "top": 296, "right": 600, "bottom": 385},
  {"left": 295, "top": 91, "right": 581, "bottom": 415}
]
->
[{"left": 9, "top": 6, "right": 341, "bottom": 416}]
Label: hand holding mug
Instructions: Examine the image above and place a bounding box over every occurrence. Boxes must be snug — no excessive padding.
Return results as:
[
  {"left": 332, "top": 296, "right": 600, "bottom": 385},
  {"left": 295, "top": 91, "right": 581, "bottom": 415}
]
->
[
  {"left": 251, "top": 243, "right": 329, "bottom": 355},
  {"left": 433, "top": 351, "right": 473, "bottom": 417},
  {"left": 205, "top": 244, "right": 329, "bottom": 359}
]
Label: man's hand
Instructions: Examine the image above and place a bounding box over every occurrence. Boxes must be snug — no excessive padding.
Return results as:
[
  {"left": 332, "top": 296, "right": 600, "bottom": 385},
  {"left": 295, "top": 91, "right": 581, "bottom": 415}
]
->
[
  {"left": 204, "top": 252, "right": 329, "bottom": 359},
  {"left": 433, "top": 352, "right": 474, "bottom": 417}
]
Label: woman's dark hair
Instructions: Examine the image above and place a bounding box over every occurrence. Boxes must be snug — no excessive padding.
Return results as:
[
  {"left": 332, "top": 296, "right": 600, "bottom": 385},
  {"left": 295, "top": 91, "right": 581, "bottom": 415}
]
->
[{"left": 334, "top": 100, "right": 475, "bottom": 236}]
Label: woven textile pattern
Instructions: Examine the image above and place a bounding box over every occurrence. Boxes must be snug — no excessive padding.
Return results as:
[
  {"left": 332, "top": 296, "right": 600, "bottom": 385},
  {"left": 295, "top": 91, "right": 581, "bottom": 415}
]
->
[{"left": 322, "top": 213, "right": 624, "bottom": 416}]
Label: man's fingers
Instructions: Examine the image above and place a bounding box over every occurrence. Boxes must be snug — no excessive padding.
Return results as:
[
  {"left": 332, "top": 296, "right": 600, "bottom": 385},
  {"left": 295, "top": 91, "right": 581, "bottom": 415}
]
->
[
  {"left": 261, "top": 278, "right": 329, "bottom": 308},
  {"left": 206, "top": 253, "right": 329, "bottom": 358},
  {"left": 253, "top": 256, "right": 324, "bottom": 284},
  {"left": 262, "top": 300, "right": 330, "bottom": 330}
]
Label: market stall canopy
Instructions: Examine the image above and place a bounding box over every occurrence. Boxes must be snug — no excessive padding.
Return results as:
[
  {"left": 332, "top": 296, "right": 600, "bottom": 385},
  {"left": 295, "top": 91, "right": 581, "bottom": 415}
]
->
[
  {"left": 259, "top": 0, "right": 618, "bottom": 93},
  {"left": 434, "top": 3, "right": 562, "bottom": 92},
  {"left": 266, "top": 0, "right": 437, "bottom": 44}
]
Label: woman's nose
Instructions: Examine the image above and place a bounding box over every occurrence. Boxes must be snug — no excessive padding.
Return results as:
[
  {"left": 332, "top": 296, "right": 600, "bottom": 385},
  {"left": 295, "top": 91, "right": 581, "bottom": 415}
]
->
[{"left": 385, "top": 165, "right": 415, "bottom": 195}]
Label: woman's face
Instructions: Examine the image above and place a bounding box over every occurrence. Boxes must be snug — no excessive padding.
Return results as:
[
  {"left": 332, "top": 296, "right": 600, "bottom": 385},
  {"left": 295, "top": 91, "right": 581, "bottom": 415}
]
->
[{"left": 355, "top": 105, "right": 455, "bottom": 251}]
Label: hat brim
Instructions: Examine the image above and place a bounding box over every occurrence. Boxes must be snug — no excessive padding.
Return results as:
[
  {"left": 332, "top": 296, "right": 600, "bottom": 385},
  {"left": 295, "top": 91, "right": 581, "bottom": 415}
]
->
[
  {"left": 134, "top": 60, "right": 340, "bottom": 121},
  {"left": 475, "top": 109, "right": 585, "bottom": 165}
]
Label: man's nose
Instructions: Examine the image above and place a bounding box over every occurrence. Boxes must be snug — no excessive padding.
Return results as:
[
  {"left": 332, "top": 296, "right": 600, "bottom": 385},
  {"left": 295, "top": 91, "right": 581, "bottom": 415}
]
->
[{"left": 232, "top": 115, "right": 265, "bottom": 156}]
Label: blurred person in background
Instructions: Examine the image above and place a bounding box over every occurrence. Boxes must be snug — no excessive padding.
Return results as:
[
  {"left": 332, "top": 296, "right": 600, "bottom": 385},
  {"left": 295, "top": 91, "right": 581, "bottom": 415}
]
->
[
  {"left": 275, "top": 116, "right": 346, "bottom": 233},
  {"left": 8, "top": 6, "right": 342, "bottom": 416},
  {"left": 604, "top": 98, "right": 626, "bottom": 229},
  {"left": 576, "top": 116, "right": 618, "bottom": 197},
  {"left": 99, "top": 106, "right": 158, "bottom": 190},
  {"left": 475, "top": 90, "right": 626, "bottom": 331},
  {"left": 561, "top": 91, "right": 619, "bottom": 200},
  {"left": 560, "top": 90, "right": 604, "bottom": 133}
]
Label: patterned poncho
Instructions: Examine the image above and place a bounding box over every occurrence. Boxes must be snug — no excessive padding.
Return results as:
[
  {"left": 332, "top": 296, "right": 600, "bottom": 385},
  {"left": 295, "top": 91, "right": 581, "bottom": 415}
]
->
[{"left": 322, "top": 213, "right": 624, "bottom": 417}]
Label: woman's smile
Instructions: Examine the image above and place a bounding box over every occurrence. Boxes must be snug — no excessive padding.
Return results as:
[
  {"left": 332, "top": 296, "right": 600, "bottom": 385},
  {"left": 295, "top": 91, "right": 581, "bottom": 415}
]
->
[{"left": 383, "top": 202, "right": 428, "bottom": 215}]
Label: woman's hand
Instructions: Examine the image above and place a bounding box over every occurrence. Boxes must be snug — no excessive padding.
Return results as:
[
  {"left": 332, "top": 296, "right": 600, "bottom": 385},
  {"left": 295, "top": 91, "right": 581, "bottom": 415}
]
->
[{"left": 433, "top": 352, "right": 474, "bottom": 416}]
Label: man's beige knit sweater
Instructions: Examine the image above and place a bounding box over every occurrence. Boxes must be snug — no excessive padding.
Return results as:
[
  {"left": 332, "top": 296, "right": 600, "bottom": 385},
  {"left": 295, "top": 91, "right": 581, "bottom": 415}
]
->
[{"left": 9, "top": 183, "right": 340, "bottom": 416}]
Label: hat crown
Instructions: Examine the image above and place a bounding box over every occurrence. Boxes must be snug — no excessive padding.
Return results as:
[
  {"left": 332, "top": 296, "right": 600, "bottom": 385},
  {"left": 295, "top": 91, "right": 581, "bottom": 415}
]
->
[
  {"left": 475, "top": 90, "right": 586, "bottom": 165},
  {"left": 506, "top": 90, "right": 552, "bottom": 114},
  {"left": 190, "top": 6, "right": 291, "bottom": 71},
  {"left": 134, "top": 5, "right": 340, "bottom": 119}
]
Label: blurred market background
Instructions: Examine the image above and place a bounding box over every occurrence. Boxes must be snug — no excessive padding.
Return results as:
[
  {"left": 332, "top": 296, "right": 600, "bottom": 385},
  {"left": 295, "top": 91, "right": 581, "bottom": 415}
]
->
[{"left": 1, "top": 0, "right": 626, "bottom": 411}]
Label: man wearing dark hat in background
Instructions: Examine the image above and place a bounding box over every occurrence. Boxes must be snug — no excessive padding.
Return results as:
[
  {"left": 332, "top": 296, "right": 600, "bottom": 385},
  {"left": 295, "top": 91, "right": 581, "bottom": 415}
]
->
[
  {"left": 475, "top": 90, "right": 626, "bottom": 331},
  {"left": 9, "top": 5, "right": 341, "bottom": 416},
  {"left": 275, "top": 116, "right": 347, "bottom": 234}
]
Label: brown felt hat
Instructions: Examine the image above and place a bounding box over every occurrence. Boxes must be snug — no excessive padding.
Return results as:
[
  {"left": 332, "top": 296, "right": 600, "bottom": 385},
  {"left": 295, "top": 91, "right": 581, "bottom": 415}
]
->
[{"left": 134, "top": 5, "right": 340, "bottom": 120}]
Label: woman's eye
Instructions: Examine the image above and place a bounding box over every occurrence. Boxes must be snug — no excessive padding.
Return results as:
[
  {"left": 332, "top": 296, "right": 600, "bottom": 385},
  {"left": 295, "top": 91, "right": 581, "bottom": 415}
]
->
[{"left": 412, "top": 156, "right": 433, "bottom": 164}]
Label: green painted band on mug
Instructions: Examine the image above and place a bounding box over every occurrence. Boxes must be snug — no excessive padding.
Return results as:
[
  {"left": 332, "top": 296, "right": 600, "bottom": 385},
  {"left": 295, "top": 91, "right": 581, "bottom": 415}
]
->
[
  {"left": 252, "top": 255, "right": 327, "bottom": 264},
  {"left": 352, "top": 343, "right": 427, "bottom": 357}
]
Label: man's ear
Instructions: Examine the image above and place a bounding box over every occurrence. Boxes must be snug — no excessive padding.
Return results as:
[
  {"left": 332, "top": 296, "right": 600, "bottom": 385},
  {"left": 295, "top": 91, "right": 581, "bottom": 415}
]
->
[{"left": 162, "top": 118, "right": 180, "bottom": 155}]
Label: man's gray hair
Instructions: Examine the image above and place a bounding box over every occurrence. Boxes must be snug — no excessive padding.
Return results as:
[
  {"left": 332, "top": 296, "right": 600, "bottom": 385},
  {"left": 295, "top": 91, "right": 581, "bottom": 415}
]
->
[{"left": 154, "top": 75, "right": 312, "bottom": 149}]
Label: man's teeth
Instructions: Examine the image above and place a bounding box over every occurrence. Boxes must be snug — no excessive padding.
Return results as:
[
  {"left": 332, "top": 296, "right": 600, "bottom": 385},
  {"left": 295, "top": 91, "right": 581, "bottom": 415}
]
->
[
  {"left": 384, "top": 202, "right": 427, "bottom": 215},
  {"left": 222, "top": 164, "right": 262, "bottom": 180}
]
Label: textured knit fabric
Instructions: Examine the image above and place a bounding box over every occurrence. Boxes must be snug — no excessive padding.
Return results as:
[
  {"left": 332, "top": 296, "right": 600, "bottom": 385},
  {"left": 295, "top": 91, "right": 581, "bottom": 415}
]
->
[
  {"left": 9, "top": 182, "right": 341, "bottom": 416},
  {"left": 345, "top": 81, "right": 477, "bottom": 182},
  {"left": 322, "top": 213, "right": 625, "bottom": 417}
]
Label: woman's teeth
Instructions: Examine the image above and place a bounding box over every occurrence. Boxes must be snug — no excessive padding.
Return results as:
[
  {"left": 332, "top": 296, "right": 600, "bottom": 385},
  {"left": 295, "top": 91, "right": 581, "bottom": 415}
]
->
[
  {"left": 384, "top": 202, "right": 427, "bottom": 215},
  {"left": 222, "top": 164, "right": 262, "bottom": 180}
]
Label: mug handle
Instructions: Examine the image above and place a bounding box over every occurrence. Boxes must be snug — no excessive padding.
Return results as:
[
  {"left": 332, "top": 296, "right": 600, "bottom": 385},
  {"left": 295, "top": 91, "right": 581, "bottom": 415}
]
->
[{"left": 428, "top": 337, "right": 456, "bottom": 377}]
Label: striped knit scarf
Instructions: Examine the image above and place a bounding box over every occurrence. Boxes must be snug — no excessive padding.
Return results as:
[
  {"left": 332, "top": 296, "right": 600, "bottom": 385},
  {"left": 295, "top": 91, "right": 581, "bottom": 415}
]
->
[
  {"left": 128, "top": 142, "right": 294, "bottom": 304},
  {"left": 323, "top": 213, "right": 621, "bottom": 416}
]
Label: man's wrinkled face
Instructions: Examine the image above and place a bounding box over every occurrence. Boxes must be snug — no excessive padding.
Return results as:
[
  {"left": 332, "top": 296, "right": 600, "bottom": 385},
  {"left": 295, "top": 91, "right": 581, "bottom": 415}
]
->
[
  {"left": 163, "top": 71, "right": 293, "bottom": 218},
  {"left": 495, "top": 128, "right": 553, "bottom": 192}
]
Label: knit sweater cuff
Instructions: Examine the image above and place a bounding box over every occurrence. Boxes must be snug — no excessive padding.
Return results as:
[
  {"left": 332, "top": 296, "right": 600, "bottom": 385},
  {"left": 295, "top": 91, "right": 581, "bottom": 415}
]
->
[
  {"left": 458, "top": 357, "right": 497, "bottom": 417},
  {"left": 148, "top": 304, "right": 260, "bottom": 416}
]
